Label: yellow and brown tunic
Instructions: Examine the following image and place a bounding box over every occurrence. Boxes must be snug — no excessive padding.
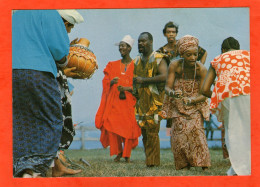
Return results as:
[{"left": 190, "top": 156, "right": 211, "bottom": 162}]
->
[
  {"left": 133, "top": 51, "right": 165, "bottom": 127},
  {"left": 133, "top": 51, "right": 165, "bottom": 166}
]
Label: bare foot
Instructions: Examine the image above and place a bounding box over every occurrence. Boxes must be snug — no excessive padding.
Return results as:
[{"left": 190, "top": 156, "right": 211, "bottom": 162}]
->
[
  {"left": 59, "top": 151, "right": 71, "bottom": 166},
  {"left": 52, "top": 158, "right": 81, "bottom": 177}
]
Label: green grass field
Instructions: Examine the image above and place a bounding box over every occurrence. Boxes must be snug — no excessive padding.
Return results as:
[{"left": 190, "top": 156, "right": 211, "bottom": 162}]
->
[{"left": 47, "top": 147, "right": 231, "bottom": 177}]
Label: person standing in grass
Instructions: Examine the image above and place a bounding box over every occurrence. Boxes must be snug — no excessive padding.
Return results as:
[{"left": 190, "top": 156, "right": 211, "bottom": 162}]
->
[
  {"left": 12, "top": 10, "right": 70, "bottom": 178},
  {"left": 95, "top": 35, "right": 141, "bottom": 163},
  {"left": 161, "top": 35, "right": 211, "bottom": 170},
  {"left": 201, "top": 37, "right": 250, "bottom": 176},
  {"left": 157, "top": 21, "right": 208, "bottom": 132},
  {"left": 133, "top": 32, "right": 168, "bottom": 167},
  {"left": 52, "top": 9, "right": 84, "bottom": 177}
]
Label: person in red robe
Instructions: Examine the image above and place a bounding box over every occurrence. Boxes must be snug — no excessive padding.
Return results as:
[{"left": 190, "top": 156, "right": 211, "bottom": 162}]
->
[{"left": 95, "top": 35, "right": 141, "bottom": 163}]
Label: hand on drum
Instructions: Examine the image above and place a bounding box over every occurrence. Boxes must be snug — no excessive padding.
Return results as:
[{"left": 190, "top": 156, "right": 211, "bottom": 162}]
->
[
  {"left": 63, "top": 67, "right": 81, "bottom": 78},
  {"left": 70, "top": 38, "right": 79, "bottom": 45}
]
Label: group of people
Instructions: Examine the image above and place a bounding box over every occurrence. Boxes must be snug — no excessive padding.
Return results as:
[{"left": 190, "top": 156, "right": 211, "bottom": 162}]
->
[
  {"left": 95, "top": 21, "right": 251, "bottom": 176},
  {"left": 12, "top": 9, "right": 250, "bottom": 177}
]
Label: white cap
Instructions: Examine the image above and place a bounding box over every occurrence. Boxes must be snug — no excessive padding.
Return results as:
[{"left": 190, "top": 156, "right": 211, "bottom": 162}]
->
[
  {"left": 57, "top": 9, "right": 84, "bottom": 24},
  {"left": 115, "top": 35, "right": 134, "bottom": 48}
]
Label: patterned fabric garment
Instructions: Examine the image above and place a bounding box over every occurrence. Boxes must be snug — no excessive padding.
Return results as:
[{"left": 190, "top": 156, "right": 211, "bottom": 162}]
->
[
  {"left": 141, "top": 120, "right": 161, "bottom": 166},
  {"left": 133, "top": 51, "right": 165, "bottom": 166},
  {"left": 157, "top": 42, "right": 206, "bottom": 64},
  {"left": 210, "top": 50, "right": 250, "bottom": 120},
  {"left": 162, "top": 78, "right": 211, "bottom": 170},
  {"left": 56, "top": 69, "right": 75, "bottom": 150},
  {"left": 133, "top": 51, "right": 165, "bottom": 127},
  {"left": 12, "top": 70, "right": 63, "bottom": 177},
  {"left": 177, "top": 35, "right": 199, "bottom": 55}
]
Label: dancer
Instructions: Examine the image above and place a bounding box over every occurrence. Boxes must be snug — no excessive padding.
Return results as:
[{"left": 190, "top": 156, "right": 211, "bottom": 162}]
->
[
  {"left": 201, "top": 37, "right": 250, "bottom": 175},
  {"left": 133, "top": 32, "right": 167, "bottom": 167},
  {"left": 161, "top": 35, "right": 211, "bottom": 170},
  {"left": 96, "top": 35, "right": 141, "bottom": 163},
  {"left": 157, "top": 21, "right": 208, "bottom": 130}
]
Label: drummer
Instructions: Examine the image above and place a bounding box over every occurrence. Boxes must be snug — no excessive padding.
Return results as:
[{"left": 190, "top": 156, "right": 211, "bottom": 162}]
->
[
  {"left": 52, "top": 10, "right": 85, "bottom": 177},
  {"left": 58, "top": 9, "right": 85, "bottom": 78}
]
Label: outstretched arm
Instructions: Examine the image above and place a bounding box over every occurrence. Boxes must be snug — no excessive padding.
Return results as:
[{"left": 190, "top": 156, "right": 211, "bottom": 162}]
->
[
  {"left": 133, "top": 58, "right": 167, "bottom": 84},
  {"left": 200, "top": 51, "right": 207, "bottom": 64},
  {"left": 165, "top": 60, "right": 182, "bottom": 97}
]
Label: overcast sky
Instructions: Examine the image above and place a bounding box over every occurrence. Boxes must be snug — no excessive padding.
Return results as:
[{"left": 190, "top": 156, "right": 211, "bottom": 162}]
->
[{"left": 67, "top": 8, "right": 249, "bottom": 125}]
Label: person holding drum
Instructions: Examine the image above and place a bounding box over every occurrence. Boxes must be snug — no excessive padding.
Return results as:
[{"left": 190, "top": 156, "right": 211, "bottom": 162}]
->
[
  {"left": 12, "top": 10, "right": 70, "bottom": 178},
  {"left": 52, "top": 9, "right": 84, "bottom": 177},
  {"left": 96, "top": 35, "right": 141, "bottom": 163}
]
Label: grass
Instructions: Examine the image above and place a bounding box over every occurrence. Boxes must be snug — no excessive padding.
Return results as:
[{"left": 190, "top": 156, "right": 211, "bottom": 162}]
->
[{"left": 47, "top": 147, "right": 231, "bottom": 177}]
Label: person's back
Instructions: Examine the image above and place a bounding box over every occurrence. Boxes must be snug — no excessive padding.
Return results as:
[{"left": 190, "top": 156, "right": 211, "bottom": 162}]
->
[
  {"left": 12, "top": 10, "right": 70, "bottom": 178},
  {"left": 12, "top": 10, "right": 69, "bottom": 77}
]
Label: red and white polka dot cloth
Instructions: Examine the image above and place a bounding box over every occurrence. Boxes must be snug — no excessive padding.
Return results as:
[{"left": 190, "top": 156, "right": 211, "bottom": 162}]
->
[{"left": 210, "top": 50, "right": 250, "bottom": 112}]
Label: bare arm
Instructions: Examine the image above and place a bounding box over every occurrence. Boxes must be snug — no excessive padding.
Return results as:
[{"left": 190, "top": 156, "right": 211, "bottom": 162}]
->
[
  {"left": 117, "top": 85, "right": 133, "bottom": 93},
  {"left": 200, "top": 51, "right": 207, "bottom": 65},
  {"left": 200, "top": 65, "right": 217, "bottom": 98},
  {"left": 133, "top": 58, "right": 167, "bottom": 84},
  {"left": 56, "top": 56, "right": 68, "bottom": 68},
  {"left": 164, "top": 60, "right": 182, "bottom": 97},
  {"left": 190, "top": 64, "right": 207, "bottom": 103}
]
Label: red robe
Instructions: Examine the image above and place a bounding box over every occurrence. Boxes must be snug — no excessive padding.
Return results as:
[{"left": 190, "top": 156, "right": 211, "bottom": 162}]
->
[{"left": 95, "top": 60, "right": 141, "bottom": 157}]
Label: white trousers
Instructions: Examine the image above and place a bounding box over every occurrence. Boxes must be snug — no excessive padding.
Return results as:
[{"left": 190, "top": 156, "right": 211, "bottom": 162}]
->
[{"left": 221, "top": 95, "right": 251, "bottom": 176}]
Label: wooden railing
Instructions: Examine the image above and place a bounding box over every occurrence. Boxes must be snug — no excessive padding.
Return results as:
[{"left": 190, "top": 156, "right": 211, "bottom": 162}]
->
[{"left": 74, "top": 126, "right": 222, "bottom": 150}]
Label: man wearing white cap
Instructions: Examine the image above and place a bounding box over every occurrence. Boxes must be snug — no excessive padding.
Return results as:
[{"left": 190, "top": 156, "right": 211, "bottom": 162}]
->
[
  {"left": 58, "top": 9, "right": 84, "bottom": 33},
  {"left": 51, "top": 9, "right": 84, "bottom": 177},
  {"left": 96, "top": 35, "right": 141, "bottom": 163}
]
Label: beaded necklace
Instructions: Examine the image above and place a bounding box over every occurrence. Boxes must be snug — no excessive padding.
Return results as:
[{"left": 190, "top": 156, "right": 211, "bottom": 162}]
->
[
  {"left": 120, "top": 60, "right": 131, "bottom": 75},
  {"left": 182, "top": 59, "right": 197, "bottom": 94}
]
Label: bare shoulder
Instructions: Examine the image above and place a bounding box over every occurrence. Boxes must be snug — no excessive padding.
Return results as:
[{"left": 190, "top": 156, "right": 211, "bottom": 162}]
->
[
  {"left": 169, "top": 59, "right": 182, "bottom": 70},
  {"left": 196, "top": 61, "right": 207, "bottom": 75}
]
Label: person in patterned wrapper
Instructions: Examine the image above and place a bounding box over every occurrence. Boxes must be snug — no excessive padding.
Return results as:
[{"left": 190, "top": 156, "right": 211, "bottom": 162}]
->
[
  {"left": 161, "top": 35, "right": 211, "bottom": 170},
  {"left": 157, "top": 21, "right": 208, "bottom": 131}
]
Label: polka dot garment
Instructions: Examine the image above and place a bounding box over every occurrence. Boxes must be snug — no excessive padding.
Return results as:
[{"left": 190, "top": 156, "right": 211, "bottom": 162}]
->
[{"left": 210, "top": 50, "right": 250, "bottom": 112}]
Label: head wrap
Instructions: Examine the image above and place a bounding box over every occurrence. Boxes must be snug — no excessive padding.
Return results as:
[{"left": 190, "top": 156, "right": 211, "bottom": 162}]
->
[
  {"left": 115, "top": 35, "right": 135, "bottom": 48},
  {"left": 177, "top": 35, "right": 199, "bottom": 55},
  {"left": 57, "top": 9, "right": 84, "bottom": 25}
]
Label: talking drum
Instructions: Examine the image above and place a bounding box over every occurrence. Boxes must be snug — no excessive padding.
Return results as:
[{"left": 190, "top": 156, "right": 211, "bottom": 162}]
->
[{"left": 67, "top": 38, "right": 98, "bottom": 79}]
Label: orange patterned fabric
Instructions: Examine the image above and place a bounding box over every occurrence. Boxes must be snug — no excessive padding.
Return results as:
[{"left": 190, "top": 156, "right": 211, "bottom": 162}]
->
[
  {"left": 177, "top": 35, "right": 199, "bottom": 55},
  {"left": 163, "top": 78, "right": 211, "bottom": 170},
  {"left": 210, "top": 50, "right": 250, "bottom": 113}
]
